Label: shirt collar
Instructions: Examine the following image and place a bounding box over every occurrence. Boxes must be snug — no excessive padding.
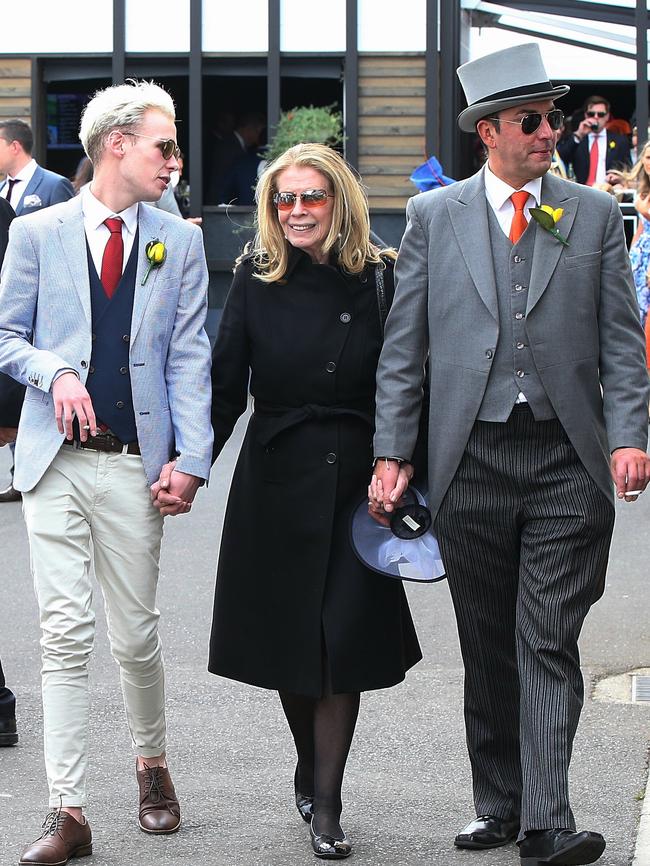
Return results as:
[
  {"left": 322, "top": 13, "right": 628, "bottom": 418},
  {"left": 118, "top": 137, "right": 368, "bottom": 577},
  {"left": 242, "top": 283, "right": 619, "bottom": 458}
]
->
[
  {"left": 9, "top": 158, "right": 37, "bottom": 184},
  {"left": 81, "top": 184, "right": 139, "bottom": 236},
  {"left": 484, "top": 163, "right": 542, "bottom": 211}
]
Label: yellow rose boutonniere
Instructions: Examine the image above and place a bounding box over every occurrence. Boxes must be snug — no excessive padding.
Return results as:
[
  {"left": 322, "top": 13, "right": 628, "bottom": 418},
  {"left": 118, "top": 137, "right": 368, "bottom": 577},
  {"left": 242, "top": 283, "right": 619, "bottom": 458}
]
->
[
  {"left": 142, "top": 239, "right": 167, "bottom": 285},
  {"left": 529, "top": 204, "right": 569, "bottom": 246}
]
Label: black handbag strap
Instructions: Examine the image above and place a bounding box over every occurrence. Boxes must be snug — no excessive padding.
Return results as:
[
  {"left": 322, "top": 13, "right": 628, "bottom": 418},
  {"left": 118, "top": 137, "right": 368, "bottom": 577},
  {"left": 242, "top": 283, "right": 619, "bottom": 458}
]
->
[{"left": 375, "top": 260, "right": 395, "bottom": 334}]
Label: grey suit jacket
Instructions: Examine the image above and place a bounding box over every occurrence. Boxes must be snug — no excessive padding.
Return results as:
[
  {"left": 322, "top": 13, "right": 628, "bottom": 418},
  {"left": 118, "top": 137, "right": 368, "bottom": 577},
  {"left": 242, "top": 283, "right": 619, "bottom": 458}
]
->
[
  {"left": 0, "top": 164, "right": 74, "bottom": 215},
  {"left": 0, "top": 196, "right": 213, "bottom": 491},
  {"left": 374, "top": 167, "right": 649, "bottom": 519}
]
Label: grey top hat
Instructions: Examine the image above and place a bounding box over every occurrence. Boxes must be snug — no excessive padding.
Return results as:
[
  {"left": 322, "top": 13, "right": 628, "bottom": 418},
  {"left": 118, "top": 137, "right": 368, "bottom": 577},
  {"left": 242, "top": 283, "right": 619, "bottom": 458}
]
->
[{"left": 457, "top": 43, "right": 569, "bottom": 133}]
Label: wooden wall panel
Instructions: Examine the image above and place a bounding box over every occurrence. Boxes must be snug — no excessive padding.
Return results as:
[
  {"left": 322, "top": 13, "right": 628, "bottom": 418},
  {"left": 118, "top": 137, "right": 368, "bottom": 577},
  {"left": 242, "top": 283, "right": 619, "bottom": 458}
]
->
[
  {"left": 0, "top": 58, "right": 31, "bottom": 127},
  {"left": 358, "top": 54, "right": 425, "bottom": 211}
]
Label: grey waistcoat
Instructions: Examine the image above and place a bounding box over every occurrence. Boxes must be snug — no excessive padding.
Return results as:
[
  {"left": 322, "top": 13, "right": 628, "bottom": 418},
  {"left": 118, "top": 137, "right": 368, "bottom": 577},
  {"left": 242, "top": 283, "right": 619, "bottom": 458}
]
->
[{"left": 476, "top": 206, "right": 556, "bottom": 422}]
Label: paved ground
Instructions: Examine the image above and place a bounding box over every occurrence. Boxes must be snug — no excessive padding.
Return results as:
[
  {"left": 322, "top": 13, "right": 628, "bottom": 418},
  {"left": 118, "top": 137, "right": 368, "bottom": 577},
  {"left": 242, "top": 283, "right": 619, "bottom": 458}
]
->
[{"left": 0, "top": 426, "right": 648, "bottom": 866}]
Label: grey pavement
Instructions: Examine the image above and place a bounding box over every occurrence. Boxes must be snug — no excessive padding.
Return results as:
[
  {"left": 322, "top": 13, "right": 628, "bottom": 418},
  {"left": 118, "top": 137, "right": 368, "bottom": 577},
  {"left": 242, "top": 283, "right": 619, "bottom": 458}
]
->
[{"left": 0, "top": 426, "right": 648, "bottom": 866}]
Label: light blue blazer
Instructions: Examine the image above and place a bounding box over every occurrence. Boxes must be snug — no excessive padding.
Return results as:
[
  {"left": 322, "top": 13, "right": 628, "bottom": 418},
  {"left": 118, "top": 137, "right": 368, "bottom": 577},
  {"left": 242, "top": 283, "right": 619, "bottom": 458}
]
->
[
  {"left": 0, "top": 164, "right": 74, "bottom": 215},
  {"left": 0, "top": 196, "right": 213, "bottom": 491}
]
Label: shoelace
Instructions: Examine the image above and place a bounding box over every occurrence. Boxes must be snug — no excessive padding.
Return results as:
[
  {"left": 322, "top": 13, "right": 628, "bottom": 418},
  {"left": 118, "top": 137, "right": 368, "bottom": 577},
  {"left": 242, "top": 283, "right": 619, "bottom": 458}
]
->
[
  {"left": 142, "top": 765, "right": 168, "bottom": 805},
  {"left": 40, "top": 808, "right": 67, "bottom": 838}
]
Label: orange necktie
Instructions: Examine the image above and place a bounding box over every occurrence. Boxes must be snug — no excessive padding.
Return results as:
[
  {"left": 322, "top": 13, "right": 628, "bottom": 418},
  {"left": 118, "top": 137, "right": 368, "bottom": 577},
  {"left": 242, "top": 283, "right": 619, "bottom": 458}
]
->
[
  {"left": 586, "top": 135, "right": 599, "bottom": 186},
  {"left": 509, "top": 191, "right": 529, "bottom": 244}
]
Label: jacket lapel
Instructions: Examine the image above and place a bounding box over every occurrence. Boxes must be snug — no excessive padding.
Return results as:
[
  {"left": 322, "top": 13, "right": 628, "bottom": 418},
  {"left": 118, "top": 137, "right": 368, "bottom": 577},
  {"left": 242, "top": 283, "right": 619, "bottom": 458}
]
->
[
  {"left": 526, "top": 173, "right": 579, "bottom": 315},
  {"left": 447, "top": 169, "right": 498, "bottom": 320},
  {"left": 131, "top": 204, "right": 166, "bottom": 343},
  {"left": 56, "top": 198, "right": 91, "bottom": 325}
]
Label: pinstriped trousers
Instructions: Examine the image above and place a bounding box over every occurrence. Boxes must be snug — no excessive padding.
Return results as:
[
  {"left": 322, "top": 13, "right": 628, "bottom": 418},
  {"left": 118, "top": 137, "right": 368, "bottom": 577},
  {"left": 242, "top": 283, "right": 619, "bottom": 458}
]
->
[{"left": 435, "top": 406, "right": 614, "bottom": 838}]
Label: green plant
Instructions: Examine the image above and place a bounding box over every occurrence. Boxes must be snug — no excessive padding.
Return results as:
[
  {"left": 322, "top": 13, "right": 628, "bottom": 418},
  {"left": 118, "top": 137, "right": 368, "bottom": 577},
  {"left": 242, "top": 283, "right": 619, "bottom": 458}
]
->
[{"left": 265, "top": 104, "right": 343, "bottom": 162}]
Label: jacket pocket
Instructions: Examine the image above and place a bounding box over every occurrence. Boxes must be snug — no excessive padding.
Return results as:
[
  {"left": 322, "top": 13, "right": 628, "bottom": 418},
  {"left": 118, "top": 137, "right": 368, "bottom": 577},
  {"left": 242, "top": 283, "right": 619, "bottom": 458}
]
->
[{"left": 564, "top": 251, "right": 602, "bottom": 269}]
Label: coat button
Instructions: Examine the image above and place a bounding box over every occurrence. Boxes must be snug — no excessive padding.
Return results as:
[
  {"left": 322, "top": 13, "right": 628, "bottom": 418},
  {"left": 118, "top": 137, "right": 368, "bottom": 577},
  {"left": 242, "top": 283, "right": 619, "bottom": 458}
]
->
[
  {"left": 515, "top": 312, "right": 524, "bottom": 320},
  {"left": 122, "top": 334, "right": 130, "bottom": 343},
  {"left": 340, "top": 312, "right": 352, "bottom": 324},
  {"left": 116, "top": 400, "right": 125, "bottom": 409},
  {"left": 89, "top": 366, "right": 95, "bottom": 374},
  {"left": 326, "top": 452, "right": 337, "bottom": 464},
  {"left": 80, "top": 360, "right": 87, "bottom": 368},
  {"left": 514, "top": 284, "right": 525, "bottom": 292},
  {"left": 516, "top": 370, "right": 525, "bottom": 378},
  {"left": 485, "top": 349, "right": 494, "bottom": 359},
  {"left": 119, "top": 366, "right": 128, "bottom": 375},
  {"left": 516, "top": 341, "right": 526, "bottom": 350},
  {"left": 326, "top": 361, "right": 336, "bottom": 373}
]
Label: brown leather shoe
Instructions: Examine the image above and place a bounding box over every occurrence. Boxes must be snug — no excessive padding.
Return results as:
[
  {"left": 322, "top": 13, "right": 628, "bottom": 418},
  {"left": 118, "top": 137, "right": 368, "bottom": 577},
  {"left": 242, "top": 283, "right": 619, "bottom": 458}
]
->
[
  {"left": 137, "top": 762, "right": 181, "bottom": 834},
  {"left": 19, "top": 808, "right": 92, "bottom": 865},
  {"left": 0, "top": 484, "right": 21, "bottom": 503}
]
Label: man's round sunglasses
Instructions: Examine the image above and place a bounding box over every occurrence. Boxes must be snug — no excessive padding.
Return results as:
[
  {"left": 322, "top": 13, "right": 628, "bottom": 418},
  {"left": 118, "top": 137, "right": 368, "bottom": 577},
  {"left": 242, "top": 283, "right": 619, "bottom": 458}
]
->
[
  {"left": 124, "top": 132, "right": 181, "bottom": 160},
  {"left": 487, "top": 109, "right": 564, "bottom": 136},
  {"left": 273, "top": 189, "right": 333, "bottom": 211}
]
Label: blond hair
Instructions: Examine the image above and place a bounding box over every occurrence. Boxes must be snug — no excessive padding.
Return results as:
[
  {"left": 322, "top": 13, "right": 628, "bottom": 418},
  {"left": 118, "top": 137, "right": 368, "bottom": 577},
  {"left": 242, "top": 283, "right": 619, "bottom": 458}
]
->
[
  {"left": 79, "top": 79, "right": 175, "bottom": 165},
  {"left": 611, "top": 140, "right": 650, "bottom": 197},
  {"left": 246, "top": 143, "right": 393, "bottom": 283}
]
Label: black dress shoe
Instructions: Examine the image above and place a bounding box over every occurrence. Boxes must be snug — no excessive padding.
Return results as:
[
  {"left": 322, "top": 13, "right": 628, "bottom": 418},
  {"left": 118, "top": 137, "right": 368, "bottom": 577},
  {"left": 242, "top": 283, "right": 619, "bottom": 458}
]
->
[
  {"left": 0, "top": 484, "right": 21, "bottom": 503},
  {"left": 294, "top": 765, "right": 313, "bottom": 823},
  {"left": 519, "top": 829, "right": 605, "bottom": 865},
  {"left": 0, "top": 716, "right": 18, "bottom": 746},
  {"left": 455, "top": 815, "right": 520, "bottom": 849},
  {"left": 310, "top": 820, "right": 352, "bottom": 859}
]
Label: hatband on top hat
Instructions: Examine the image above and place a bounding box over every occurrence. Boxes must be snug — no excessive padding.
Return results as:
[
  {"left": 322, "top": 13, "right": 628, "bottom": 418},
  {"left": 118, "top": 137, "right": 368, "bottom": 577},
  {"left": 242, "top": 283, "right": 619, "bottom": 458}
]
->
[{"left": 457, "top": 43, "right": 569, "bottom": 133}]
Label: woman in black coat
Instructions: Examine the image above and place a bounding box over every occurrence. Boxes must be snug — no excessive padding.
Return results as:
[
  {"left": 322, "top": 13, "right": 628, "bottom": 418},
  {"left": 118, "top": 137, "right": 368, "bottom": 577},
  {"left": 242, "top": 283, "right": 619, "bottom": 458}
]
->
[{"left": 211, "top": 144, "right": 422, "bottom": 858}]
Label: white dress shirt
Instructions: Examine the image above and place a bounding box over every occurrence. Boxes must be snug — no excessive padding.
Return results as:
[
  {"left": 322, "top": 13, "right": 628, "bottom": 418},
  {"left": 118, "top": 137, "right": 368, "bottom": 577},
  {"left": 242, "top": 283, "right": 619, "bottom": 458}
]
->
[
  {"left": 81, "top": 184, "right": 139, "bottom": 277},
  {"left": 0, "top": 157, "right": 38, "bottom": 203},
  {"left": 484, "top": 164, "right": 542, "bottom": 236}
]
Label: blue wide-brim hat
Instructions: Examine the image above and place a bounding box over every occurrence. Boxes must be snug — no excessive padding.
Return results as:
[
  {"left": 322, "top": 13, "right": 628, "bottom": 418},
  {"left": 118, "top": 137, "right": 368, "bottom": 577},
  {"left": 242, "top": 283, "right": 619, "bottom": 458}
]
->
[
  {"left": 410, "top": 156, "right": 455, "bottom": 192},
  {"left": 457, "top": 43, "right": 569, "bottom": 133}
]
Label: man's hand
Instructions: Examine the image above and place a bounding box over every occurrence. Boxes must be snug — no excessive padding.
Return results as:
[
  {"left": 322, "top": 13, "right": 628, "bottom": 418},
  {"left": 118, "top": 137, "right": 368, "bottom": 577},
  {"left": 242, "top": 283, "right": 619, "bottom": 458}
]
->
[
  {"left": 368, "top": 459, "right": 414, "bottom": 526},
  {"left": 575, "top": 117, "right": 596, "bottom": 141},
  {"left": 0, "top": 427, "right": 17, "bottom": 446},
  {"left": 151, "top": 460, "right": 202, "bottom": 516},
  {"left": 610, "top": 447, "right": 650, "bottom": 501},
  {"left": 52, "top": 372, "right": 97, "bottom": 441}
]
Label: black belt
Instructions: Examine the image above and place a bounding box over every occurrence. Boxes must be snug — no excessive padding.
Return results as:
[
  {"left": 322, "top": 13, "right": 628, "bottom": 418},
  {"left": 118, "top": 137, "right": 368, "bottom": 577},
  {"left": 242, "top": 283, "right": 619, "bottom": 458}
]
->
[
  {"left": 63, "top": 432, "right": 141, "bottom": 455},
  {"left": 254, "top": 402, "right": 374, "bottom": 447}
]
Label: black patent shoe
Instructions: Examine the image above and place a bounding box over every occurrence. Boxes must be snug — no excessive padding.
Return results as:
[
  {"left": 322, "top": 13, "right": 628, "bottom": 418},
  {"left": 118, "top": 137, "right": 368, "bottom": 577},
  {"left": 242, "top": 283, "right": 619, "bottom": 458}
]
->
[
  {"left": 519, "top": 829, "right": 605, "bottom": 865},
  {"left": 310, "top": 820, "right": 352, "bottom": 859},
  {"left": 294, "top": 765, "right": 313, "bottom": 823},
  {"left": 0, "top": 715, "right": 18, "bottom": 746},
  {"left": 455, "top": 815, "right": 520, "bottom": 849}
]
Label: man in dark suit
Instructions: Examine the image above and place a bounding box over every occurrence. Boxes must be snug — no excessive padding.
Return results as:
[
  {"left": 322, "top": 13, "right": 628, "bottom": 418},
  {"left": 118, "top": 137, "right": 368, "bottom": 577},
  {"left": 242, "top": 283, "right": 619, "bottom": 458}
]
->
[
  {"left": 557, "top": 95, "right": 631, "bottom": 185},
  {"left": 371, "top": 44, "right": 649, "bottom": 866},
  {"left": 0, "top": 195, "right": 19, "bottom": 746},
  {"left": 0, "top": 120, "right": 74, "bottom": 502}
]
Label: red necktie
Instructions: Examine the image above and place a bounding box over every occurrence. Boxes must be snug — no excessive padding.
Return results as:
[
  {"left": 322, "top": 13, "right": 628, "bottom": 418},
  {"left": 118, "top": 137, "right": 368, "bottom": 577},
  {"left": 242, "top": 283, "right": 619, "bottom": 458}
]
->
[
  {"left": 5, "top": 178, "right": 19, "bottom": 206},
  {"left": 509, "top": 191, "right": 529, "bottom": 244},
  {"left": 100, "top": 217, "right": 123, "bottom": 299},
  {"left": 586, "top": 135, "right": 599, "bottom": 186}
]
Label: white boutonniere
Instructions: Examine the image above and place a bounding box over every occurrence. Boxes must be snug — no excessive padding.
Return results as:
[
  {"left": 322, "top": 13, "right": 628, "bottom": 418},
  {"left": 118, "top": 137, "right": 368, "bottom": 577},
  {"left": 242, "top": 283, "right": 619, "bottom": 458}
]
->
[{"left": 529, "top": 205, "right": 569, "bottom": 246}]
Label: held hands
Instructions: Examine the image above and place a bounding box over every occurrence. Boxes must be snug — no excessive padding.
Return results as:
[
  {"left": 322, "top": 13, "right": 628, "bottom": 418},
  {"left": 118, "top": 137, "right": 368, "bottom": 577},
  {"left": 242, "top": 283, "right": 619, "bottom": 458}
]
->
[
  {"left": 0, "top": 427, "right": 17, "bottom": 446},
  {"left": 150, "top": 459, "right": 202, "bottom": 516},
  {"left": 367, "top": 459, "right": 414, "bottom": 527},
  {"left": 52, "top": 372, "right": 97, "bottom": 441},
  {"left": 610, "top": 447, "right": 650, "bottom": 502}
]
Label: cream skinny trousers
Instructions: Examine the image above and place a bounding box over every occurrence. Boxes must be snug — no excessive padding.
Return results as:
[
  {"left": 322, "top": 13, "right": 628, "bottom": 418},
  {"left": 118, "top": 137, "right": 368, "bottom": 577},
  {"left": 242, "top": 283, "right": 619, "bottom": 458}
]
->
[{"left": 22, "top": 446, "right": 165, "bottom": 807}]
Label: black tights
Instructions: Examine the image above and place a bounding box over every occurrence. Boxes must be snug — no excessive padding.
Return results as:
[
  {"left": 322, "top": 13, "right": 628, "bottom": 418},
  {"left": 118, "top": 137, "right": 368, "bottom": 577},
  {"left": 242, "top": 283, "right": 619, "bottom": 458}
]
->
[{"left": 279, "top": 689, "right": 360, "bottom": 839}]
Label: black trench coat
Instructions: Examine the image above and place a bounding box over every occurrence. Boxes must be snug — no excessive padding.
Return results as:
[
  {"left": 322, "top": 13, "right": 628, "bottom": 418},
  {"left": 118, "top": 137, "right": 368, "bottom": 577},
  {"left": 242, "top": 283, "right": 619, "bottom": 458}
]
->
[{"left": 208, "top": 246, "right": 422, "bottom": 697}]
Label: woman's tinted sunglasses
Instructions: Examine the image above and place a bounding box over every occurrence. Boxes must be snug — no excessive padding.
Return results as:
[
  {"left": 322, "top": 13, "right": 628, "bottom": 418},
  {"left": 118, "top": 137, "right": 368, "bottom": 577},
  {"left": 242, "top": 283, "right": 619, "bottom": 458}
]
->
[
  {"left": 273, "top": 189, "right": 333, "bottom": 211},
  {"left": 486, "top": 109, "right": 564, "bottom": 136}
]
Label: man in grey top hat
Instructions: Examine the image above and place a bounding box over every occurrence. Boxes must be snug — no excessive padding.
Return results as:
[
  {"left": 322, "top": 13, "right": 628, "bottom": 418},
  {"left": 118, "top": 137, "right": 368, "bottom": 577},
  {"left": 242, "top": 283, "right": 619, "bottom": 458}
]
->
[{"left": 370, "top": 42, "right": 649, "bottom": 866}]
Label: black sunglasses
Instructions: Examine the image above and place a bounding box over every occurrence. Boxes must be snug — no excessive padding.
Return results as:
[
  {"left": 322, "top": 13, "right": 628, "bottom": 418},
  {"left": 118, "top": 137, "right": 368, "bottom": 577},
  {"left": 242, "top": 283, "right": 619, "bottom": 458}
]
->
[
  {"left": 124, "top": 132, "right": 181, "bottom": 160},
  {"left": 487, "top": 109, "right": 564, "bottom": 136},
  {"left": 272, "top": 189, "right": 333, "bottom": 211},
  {"left": 586, "top": 110, "right": 608, "bottom": 119}
]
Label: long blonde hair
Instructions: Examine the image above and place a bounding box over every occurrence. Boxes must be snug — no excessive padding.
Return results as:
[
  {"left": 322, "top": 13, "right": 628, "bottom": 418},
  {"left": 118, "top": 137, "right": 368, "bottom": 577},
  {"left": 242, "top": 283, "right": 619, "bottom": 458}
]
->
[
  {"left": 612, "top": 141, "right": 650, "bottom": 197},
  {"left": 245, "top": 143, "right": 392, "bottom": 283}
]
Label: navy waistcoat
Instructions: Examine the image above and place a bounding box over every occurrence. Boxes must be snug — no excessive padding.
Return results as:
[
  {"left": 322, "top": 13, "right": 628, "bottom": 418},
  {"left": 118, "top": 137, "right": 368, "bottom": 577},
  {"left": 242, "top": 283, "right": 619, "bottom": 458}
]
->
[{"left": 85, "top": 232, "right": 139, "bottom": 443}]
